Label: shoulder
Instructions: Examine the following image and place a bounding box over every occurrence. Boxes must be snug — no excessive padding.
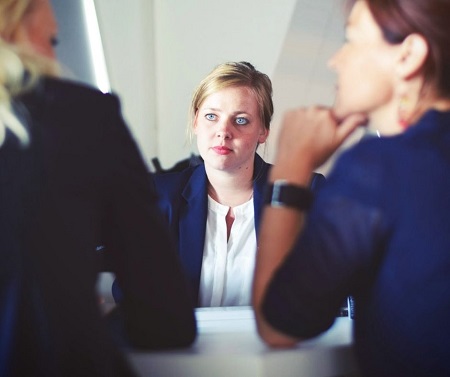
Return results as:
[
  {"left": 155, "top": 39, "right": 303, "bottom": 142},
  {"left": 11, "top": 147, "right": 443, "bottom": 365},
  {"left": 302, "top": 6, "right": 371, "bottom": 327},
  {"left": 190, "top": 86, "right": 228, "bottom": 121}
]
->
[
  {"left": 321, "top": 136, "right": 397, "bottom": 202},
  {"left": 18, "top": 76, "right": 129, "bottom": 142},
  {"left": 42, "top": 76, "right": 117, "bottom": 103},
  {"left": 335, "top": 136, "right": 396, "bottom": 177},
  {"left": 152, "top": 164, "right": 205, "bottom": 199},
  {"left": 152, "top": 165, "right": 199, "bottom": 186},
  {"left": 254, "top": 153, "right": 271, "bottom": 180},
  {"left": 17, "top": 77, "right": 144, "bottom": 171},
  {"left": 21, "top": 76, "right": 121, "bottom": 118}
]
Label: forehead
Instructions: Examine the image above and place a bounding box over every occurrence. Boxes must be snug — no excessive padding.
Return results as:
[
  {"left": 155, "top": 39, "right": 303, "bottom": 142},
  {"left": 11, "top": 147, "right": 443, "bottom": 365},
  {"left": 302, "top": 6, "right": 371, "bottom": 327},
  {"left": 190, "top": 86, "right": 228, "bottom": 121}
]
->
[
  {"left": 347, "top": 1, "right": 382, "bottom": 39},
  {"left": 200, "top": 86, "right": 258, "bottom": 110}
]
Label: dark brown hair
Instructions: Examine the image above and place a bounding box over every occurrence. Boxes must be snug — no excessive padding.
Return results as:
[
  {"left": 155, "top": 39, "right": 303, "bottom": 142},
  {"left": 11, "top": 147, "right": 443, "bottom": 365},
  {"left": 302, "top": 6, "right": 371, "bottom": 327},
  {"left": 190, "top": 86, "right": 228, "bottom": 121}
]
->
[{"left": 347, "top": 0, "right": 450, "bottom": 97}]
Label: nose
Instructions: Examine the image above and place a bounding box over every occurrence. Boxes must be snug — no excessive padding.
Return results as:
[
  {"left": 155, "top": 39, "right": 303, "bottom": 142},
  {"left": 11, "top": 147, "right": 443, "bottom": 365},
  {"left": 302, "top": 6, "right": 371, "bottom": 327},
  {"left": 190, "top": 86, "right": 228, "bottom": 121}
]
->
[
  {"left": 327, "top": 47, "right": 341, "bottom": 70},
  {"left": 216, "top": 118, "right": 232, "bottom": 139}
]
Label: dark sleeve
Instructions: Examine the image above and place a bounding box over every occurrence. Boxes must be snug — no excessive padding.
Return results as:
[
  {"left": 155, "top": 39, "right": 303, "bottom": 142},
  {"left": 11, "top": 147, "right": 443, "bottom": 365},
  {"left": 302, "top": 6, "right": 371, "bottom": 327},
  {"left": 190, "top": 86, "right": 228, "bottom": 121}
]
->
[
  {"left": 310, "top": 172, "right": 326, "bottom": 192},
  {"left": 100, "top": 95, "right": 196, "bottom": 349},
  {"left": 262, "top": 150, "right": 387, "bottom": 339}
]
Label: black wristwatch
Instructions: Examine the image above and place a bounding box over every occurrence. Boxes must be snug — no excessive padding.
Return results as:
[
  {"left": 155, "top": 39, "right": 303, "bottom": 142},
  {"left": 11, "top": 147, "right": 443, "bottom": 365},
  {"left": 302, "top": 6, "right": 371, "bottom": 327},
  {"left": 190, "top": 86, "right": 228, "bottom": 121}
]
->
[{"left": 264, "top": 179, "right": 313, "bottom": 211}]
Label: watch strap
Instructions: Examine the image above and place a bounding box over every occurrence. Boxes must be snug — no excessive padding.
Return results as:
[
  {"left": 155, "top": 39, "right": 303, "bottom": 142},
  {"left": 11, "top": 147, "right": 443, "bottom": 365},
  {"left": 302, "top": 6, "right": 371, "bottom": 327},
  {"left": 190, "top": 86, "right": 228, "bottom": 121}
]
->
[{"left": 264, "top": 179, "right": 313, "bottom": 210}]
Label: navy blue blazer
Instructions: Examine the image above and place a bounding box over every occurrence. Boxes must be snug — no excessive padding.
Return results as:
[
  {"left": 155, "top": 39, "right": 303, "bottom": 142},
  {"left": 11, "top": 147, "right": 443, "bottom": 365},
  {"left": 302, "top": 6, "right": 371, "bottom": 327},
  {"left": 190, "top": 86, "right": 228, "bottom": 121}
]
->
[
  {"left": 152, "top": 154, "right": 325, "bottom": 305},
  {"left": 1, "top": 77, "right": 196, "bottom": 377},
  {"left": 262, "top": 110, "right": 450, "bottom": 376}
]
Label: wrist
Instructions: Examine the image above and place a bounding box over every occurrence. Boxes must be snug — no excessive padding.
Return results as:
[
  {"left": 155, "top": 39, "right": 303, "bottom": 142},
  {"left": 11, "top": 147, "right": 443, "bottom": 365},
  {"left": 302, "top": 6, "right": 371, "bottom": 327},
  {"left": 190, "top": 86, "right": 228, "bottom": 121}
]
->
[
  {"left": 268, "top": 165, "right": 312, "bottom": 186},
  {"left": 264, "top": 179, "right": 313, "bottom": 211}
]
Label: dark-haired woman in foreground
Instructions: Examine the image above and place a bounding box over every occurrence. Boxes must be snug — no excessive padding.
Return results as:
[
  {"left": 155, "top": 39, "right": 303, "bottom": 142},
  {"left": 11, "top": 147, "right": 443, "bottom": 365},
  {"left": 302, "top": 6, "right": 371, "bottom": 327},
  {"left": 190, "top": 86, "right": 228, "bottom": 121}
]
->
[{"left": 253, "top": 0, "right": 450, "bottom": 376}]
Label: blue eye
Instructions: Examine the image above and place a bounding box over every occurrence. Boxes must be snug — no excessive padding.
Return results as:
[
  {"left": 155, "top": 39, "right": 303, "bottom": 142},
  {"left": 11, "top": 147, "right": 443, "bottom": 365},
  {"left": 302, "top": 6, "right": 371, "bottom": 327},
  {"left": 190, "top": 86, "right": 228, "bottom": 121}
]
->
[
  {"left": 235, "top": 117, "right": 248, "bottom": 125},
  {"left": 205, "top": 114, "right": 216, "bottom": 121}
]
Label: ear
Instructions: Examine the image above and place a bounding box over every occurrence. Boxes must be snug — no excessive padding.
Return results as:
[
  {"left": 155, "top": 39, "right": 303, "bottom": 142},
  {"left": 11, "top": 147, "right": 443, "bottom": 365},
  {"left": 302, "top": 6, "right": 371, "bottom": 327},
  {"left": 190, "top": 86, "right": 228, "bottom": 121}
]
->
[
  {"left": 396, "top": 33, "right": 429, "bottom": 80},
  {"left": 258, "top": 127, "right": 269, "bottom": 144}
]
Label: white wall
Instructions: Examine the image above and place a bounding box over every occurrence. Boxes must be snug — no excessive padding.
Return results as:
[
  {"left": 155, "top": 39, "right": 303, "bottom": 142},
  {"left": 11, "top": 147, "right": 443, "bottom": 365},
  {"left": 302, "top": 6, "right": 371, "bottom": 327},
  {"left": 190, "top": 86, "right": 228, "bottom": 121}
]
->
[
  {"left": 153, "top": 0, "right": 297, "bottom": 169},
  {"left": 94, "top": 0, "right": 157, "bottom": 169},
  {"left": 269, "top": 0, "right": 364, "bottom": 174},
  {"left": 93, "top": 0, "right": 360, "bottom": 173}
]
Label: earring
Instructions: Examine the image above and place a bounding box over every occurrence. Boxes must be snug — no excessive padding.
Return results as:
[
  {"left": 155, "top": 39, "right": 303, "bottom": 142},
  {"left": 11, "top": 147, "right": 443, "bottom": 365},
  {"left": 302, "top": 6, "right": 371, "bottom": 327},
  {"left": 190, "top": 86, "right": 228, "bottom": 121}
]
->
[{"left": 398, "top": 95, "right": 410, "bottom": 129}]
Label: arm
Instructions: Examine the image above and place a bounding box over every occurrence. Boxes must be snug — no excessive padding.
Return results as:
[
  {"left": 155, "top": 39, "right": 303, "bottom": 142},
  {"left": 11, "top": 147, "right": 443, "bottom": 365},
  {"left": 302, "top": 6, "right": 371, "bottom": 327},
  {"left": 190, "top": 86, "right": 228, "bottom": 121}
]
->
[{"left": 253, "top": 107, "right": 364, "bottom": 346}]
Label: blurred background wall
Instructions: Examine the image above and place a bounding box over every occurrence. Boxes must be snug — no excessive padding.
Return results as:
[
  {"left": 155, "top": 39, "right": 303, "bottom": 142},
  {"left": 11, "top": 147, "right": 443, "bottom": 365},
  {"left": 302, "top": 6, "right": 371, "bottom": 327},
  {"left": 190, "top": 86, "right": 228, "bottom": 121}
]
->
[{"left": 52, "top": 0, "right": 354, "bottom": 174}]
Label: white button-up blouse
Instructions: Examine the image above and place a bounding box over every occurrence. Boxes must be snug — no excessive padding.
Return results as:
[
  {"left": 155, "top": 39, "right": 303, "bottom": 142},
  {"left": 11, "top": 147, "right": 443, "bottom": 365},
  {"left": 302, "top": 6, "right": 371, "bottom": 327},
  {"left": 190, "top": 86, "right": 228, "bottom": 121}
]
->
[{"left": 198, "top": 196, "right": 256, "bottom": 307}]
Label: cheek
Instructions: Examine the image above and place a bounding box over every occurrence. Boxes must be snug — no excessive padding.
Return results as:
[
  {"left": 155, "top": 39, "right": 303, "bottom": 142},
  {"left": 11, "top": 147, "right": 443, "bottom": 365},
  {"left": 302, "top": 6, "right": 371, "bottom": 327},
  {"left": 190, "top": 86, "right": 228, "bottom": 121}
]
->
[
  {"left": 241, "top": 133, "right": 263, "bottom": 150},
  {"left": 26, "top": 29, "right": 55, "bottom": 59},
  {"left": 363, "top": 59, "right": 395, "bottom": 104},
  {"left": 336, "top": 54, "right": 395, "bottom": 116},
  {"left": 194, "top": 122, "right": 212, "bottom": 138}
]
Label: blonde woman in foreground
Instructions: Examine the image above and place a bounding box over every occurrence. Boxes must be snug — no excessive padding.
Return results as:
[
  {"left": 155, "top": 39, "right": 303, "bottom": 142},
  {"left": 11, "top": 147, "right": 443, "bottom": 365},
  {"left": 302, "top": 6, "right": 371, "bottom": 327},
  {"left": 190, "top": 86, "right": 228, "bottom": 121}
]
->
[{"left": 0, "top": 1, "right": 195, "bottom": 376}]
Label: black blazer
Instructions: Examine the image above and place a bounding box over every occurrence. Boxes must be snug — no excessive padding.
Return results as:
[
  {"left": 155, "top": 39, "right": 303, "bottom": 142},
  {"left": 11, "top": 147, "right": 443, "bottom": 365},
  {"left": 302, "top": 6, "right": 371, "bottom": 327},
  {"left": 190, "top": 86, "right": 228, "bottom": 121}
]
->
[
  {"left": 152, "top": 154, "right": 325, "bottom": 305},
  {"left": 0, "top": 77, "right": 196, "bottom": 377}
]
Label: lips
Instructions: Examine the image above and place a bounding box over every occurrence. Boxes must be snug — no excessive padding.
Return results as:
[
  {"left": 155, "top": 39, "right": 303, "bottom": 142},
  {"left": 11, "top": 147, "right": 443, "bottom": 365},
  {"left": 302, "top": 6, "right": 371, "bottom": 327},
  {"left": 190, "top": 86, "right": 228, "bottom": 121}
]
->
[{"left": 212, "top": 146, "right": 232, "bottom": 155}]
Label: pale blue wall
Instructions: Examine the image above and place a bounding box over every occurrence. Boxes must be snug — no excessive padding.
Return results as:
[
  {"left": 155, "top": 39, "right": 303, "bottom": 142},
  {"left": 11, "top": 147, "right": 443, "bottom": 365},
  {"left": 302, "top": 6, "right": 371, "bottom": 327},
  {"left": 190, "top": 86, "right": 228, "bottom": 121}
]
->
[{"left": 51, "top": 0, "right": 98, "bottom": 88}]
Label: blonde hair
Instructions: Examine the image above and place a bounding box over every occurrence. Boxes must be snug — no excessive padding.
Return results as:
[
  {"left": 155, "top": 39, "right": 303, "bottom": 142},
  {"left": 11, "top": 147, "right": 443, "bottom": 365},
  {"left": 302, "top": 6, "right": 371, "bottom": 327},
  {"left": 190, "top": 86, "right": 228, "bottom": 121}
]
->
[
  {"left": 0, "top": 0, "right": 59, "bottom": 147},
  {"left": 187, "top": 61, "right": 273, "bottom": 142}
]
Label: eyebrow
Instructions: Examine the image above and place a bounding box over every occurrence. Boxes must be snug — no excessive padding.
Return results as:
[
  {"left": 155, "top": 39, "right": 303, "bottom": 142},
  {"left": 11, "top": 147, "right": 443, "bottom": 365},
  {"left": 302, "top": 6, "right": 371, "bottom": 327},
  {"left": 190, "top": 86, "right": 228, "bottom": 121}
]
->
[
  {"left": 202, "top": 108, "right": 252, "bottom": 116},
  {"left": 202, "top": 107, "right": 221, "bottom": 112}
]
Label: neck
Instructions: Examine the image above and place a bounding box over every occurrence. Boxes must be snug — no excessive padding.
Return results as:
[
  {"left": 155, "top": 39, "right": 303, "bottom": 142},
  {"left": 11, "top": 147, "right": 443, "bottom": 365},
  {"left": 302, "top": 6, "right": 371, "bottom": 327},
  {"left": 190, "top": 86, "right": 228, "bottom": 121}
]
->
[
  {"left": 399, "top": 96, "right": 450, "bottom": 128},
  {"left": 206, "top": 166, "right": 254, "bottom": 208},
  {"left": 369, "top": 101, "right": 403, "bottom": 136},
  {"left": 432, "top": 98, "right": 450, "bottom": 112}
]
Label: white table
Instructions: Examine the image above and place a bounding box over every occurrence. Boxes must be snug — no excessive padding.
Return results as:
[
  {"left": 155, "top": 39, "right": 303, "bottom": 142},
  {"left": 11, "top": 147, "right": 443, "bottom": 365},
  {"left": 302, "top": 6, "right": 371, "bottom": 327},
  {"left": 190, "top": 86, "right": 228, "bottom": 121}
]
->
[{"left": 128, "top": 307, "right": 360, "bottom": 377}]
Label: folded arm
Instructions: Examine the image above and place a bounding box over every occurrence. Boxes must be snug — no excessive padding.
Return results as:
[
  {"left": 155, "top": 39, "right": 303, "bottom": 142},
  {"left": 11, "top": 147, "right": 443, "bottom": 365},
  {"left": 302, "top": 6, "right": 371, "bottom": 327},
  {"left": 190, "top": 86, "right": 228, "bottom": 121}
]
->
[{"left": 252, "top": 107, "right": 363, "bottom": 346}]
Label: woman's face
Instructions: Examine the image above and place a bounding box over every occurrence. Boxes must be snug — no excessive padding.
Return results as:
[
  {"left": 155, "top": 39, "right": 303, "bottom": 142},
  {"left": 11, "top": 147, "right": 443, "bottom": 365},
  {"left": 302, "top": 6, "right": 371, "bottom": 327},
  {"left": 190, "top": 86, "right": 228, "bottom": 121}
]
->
[
  {"left": 19, "top": 0, "right": 58, "bottom": 59},
  {"left": 194, "top": 85, "right": 269, "bottom": 174},
  {"left": 329, "top": 1, "right": 402, "bottom": 133}
]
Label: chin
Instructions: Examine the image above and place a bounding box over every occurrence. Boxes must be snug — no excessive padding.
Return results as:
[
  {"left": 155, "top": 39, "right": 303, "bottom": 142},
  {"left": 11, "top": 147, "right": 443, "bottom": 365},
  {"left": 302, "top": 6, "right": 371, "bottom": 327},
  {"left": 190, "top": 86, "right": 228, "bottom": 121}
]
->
[
  {"left": 333, "top": 103, "right": 366, "bottom": 123},
  {"left": 204, "top": 158, "right": 230, "bottom": 171},
  {"left": 331, "top": 105, "right": 349, "bottom": 122}
]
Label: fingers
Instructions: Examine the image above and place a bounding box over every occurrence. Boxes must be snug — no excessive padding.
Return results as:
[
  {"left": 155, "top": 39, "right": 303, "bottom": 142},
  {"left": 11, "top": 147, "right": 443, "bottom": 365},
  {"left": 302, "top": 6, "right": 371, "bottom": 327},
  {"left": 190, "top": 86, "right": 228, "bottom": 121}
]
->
[
  {"left": 275, "top": 106, "right": 367, "bottom": 170},
  {"left": 336, "top": 113, "right": 367, "bottom": 142}
]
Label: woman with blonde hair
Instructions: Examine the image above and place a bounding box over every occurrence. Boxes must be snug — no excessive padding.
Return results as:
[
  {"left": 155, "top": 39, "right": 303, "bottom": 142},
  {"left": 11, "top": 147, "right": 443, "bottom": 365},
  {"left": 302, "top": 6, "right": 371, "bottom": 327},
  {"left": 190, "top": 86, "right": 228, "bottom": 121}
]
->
[
  {"left": 0, "top": 1, "right": 196, "bottom": 376},
  {"left": 253, "top": 0, "right": 450, "bottom": 375},
  {"left": 150, "top": 61, "right": 324, "bottom": 307}
]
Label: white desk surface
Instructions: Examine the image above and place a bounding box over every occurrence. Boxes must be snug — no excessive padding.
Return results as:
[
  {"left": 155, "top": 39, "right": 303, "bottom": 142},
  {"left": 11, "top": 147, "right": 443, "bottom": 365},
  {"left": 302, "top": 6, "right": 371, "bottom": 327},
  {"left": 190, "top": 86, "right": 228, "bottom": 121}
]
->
[{"left": 128, "top": 307, "right": 360, "bottom": 377}]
